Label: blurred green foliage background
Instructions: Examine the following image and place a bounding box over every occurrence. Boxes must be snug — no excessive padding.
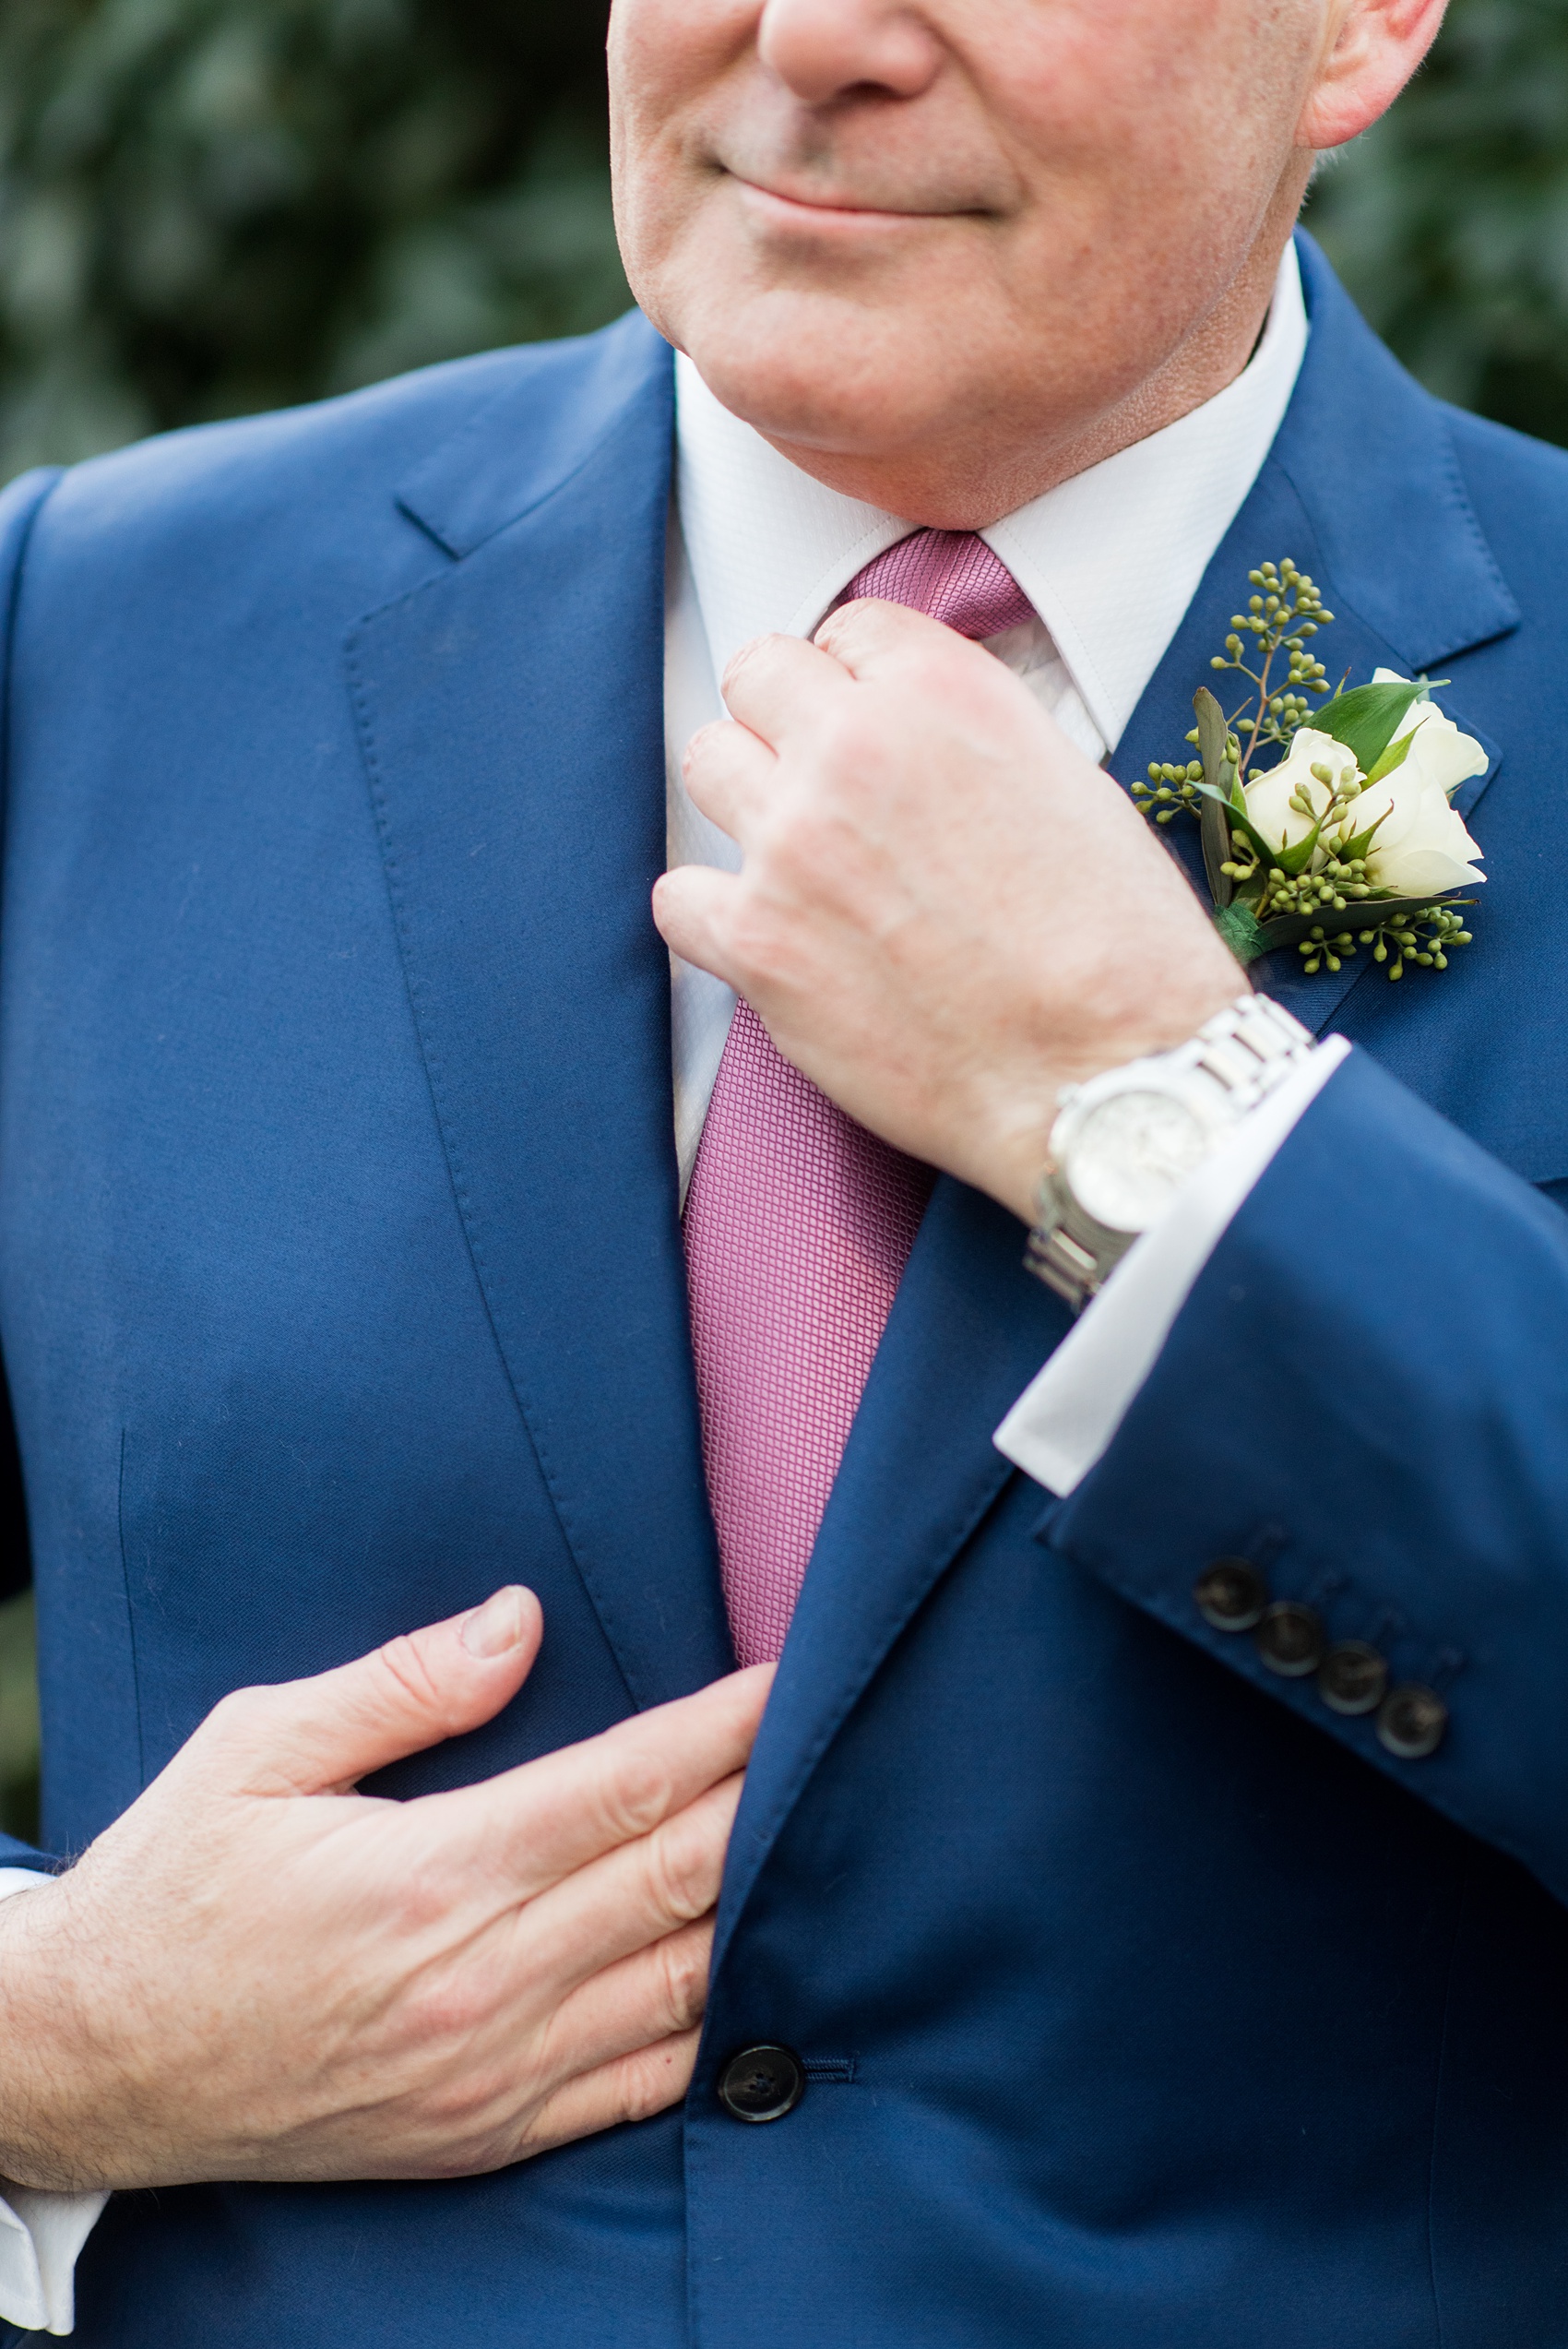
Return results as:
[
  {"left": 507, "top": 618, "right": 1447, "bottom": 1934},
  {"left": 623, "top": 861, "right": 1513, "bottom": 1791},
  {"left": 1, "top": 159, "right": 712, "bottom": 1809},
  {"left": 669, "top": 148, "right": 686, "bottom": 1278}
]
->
[
  {"left": 1310, "top": 0, "right": 1568, "bottom": 447},
  {"left": 0, "top": 0, "right": 626, "bottom": 483},
  {"left": 0, "top": 0, "right": 1564, "bottom": 1831}
]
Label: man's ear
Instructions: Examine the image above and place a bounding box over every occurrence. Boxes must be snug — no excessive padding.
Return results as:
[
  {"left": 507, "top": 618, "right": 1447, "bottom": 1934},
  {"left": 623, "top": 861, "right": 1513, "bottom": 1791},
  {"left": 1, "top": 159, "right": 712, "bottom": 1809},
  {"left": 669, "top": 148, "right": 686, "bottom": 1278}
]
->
[{"left": 1297, "top": 0, "right": 1448, "bottom": 153}]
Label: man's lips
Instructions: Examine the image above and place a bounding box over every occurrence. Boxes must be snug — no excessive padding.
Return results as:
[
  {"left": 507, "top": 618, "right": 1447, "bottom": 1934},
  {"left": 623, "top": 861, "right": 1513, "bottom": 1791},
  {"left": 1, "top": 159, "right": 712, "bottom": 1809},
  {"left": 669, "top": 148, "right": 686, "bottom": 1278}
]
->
[{"left": 727, "top": 172, "right": 981, "bottom": 230}]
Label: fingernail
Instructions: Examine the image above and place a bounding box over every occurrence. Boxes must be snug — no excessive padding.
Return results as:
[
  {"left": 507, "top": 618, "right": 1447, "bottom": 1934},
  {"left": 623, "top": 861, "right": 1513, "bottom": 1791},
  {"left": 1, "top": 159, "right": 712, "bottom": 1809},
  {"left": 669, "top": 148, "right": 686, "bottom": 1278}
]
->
[{"left": 461, "top": 1587, "right": 528, "bottom": 1659}]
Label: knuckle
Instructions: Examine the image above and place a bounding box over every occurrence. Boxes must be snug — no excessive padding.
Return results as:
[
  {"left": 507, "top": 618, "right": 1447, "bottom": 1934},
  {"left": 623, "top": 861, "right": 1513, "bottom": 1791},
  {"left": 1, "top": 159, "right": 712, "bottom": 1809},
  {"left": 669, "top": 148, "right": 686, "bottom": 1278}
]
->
[
  {"left": 645, "top": 1806, "right": 724, "bottom": 1926},
  {"left": 401, "top": 1971, "right": 491, "bottom": 2055},
  {"left": 722, "top": 891, "right": 787, "bottom": 980},
  {"left": 778, "top": 806, "right": 848, "bottom": 885},
  {"left": 815, "top": 698, "right": 885, "bottom": 776},
  {"left": 386, "top": 1866, "right": 458, "bottom": 1940},
  {"left": 412, "top": 2080, "right": 519, "bottom": 2176},
  {"left": 682, "top": 719, "right": 727, "bottom": 775},
  {"left": 614, "top": 2037, "right": 695, "bottom": 2128},
  {"left": 722, "top": 885, "right": 821, "bottom": 998},
  {"left": 597, "top": 1745, "right": 677, "bottom": 1845},
  {"left": 374, "top": 1631, "right": 440, "bottom": 1706},
  {"left": 370, "top": 1633, "right": 459, "bottom": 1734},
  {"left": 200, "top": 1684, "right": 269, "bottom": 1749},
  {"left": 654, "top": 1929, "right": 711, "bottom": 2034},
  {"left": 722, "top": 632, "right": 786, "bottom": 693}
]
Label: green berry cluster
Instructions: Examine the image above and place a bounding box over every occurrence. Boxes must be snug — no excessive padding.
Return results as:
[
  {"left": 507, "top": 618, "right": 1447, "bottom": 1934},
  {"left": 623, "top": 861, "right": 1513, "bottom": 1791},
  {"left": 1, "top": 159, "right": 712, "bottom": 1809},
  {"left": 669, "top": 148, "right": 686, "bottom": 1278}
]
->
[
  {"left": 1236, "top": 858, "right": 1382, "bottom": 922},
  {"left": 1295, "top": 903, "right": 1473, "bottom": 980},
  {"left": 1133, "top": 557, "right": 1336, "bottom": 826},
  {"left": 1212, "top": 560, "right": 1334, "bottom": 760},
  {"left": 1134, "top": 757, "right": 1206, "bottom": 823}
]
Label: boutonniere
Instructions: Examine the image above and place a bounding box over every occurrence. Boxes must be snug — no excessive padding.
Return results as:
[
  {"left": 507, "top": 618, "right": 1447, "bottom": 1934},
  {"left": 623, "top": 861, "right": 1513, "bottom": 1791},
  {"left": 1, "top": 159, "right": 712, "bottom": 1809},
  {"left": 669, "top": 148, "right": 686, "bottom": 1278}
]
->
[{"left": 1133, "top": 559, "right": 1488, "bottom": 980}]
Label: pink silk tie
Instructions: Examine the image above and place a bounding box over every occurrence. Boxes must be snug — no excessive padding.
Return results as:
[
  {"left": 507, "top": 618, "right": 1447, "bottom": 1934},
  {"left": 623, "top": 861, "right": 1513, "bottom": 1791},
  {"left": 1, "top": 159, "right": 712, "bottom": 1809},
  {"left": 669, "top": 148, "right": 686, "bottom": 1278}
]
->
[{"left": 683, "top": 530, "right": 1034, "bottom": 1666}]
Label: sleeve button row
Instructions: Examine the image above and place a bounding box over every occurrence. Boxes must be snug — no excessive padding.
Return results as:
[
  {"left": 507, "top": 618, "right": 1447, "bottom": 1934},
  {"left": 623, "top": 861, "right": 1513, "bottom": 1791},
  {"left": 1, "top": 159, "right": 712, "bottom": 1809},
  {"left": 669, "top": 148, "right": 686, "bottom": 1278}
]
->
[
  {"left": 1255, "top": 1600, "right": 1323, "bottom": 1677},
  {"left": 1374, "top": 1680, "right": 1448, "bottom": 1759},
  {"left": 1194, "top": 1558, "right": 1267, "bottom": 1630},
  {"left": 1318, "top": 1639, "right": 1387, "bottom": 1716},
  {"left": 1193, "top": 1561, "right": 1447, "bottom": 1758}
]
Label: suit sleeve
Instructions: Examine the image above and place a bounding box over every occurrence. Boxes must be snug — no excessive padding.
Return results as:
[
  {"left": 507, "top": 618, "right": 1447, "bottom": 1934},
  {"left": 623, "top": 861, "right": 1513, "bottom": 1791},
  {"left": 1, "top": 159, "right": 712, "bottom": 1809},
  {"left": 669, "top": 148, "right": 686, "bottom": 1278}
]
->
[
  {"left": 1034, "top": 1045, "right": 1568, "bottom": 1910},
  {"left": 0, "top": 469, "right": 64, "bottom": 1865},
  {"left": 0, "top": 470, "right": 111, "bottom": 2329}
]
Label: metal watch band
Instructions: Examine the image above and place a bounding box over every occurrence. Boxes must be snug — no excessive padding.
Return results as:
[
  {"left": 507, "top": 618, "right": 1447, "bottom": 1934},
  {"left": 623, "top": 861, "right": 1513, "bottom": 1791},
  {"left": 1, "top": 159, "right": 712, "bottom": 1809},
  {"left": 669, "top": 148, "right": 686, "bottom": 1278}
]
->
[{"left": 1025, "top": 992, "right": 1316, "bottom": 1312}]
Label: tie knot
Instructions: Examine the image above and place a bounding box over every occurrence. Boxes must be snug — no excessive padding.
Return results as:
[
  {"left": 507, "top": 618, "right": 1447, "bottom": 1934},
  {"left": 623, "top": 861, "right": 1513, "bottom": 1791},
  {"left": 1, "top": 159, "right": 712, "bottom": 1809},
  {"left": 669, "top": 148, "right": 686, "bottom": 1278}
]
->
[{"left": 839, "top": 529, "right": 1034, "bottom": 640}]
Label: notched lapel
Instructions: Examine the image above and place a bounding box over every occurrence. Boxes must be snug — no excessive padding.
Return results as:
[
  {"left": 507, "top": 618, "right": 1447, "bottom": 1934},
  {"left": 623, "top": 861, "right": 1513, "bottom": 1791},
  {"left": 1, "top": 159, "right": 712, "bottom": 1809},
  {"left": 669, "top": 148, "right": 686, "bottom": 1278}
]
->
[{"left": 349, "top": 318, "right": 735, "bottom": 1711}]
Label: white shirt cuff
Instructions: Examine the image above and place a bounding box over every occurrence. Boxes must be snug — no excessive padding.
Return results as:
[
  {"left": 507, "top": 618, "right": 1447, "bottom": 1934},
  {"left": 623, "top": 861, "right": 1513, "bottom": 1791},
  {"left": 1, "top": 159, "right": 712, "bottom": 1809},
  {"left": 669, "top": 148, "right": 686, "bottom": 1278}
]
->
[
  {"left": 994, "top": 1036, "right": 1351, "bottom": 1497},
  {"left": 0, "top": 1872, "right": 109, "bottom": 2335}
]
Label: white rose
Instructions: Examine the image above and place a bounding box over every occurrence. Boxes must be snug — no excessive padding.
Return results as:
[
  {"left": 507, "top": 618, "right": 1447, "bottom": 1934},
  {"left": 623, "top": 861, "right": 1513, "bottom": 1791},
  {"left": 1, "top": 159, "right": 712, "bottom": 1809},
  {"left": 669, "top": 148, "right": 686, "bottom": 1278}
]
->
[
  {"left": 1242, "top": 726, "right": 1354, "bottom": 855},
  {"left": 1241, "top": 676, "right": 1487, "bottom": 900},
  {"left": 1354, "top": 671, "right": 1488, "bottom": 896}
]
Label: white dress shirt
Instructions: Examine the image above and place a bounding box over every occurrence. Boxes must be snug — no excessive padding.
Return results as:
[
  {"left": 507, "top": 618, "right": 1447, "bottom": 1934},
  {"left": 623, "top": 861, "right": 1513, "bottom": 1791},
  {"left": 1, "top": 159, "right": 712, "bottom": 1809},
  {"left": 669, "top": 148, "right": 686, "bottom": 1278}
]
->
[{"left": 0, "top": 240, "right": 1346, "bottom": 2334}]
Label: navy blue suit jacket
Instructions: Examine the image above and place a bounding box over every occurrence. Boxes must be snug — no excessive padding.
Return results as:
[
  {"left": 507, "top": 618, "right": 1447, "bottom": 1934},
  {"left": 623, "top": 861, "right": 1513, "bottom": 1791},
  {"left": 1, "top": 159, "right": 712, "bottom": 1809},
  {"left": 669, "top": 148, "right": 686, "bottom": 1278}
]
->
[{"left": 2, "top": 233, "right": 1567, "bottom": 2346}]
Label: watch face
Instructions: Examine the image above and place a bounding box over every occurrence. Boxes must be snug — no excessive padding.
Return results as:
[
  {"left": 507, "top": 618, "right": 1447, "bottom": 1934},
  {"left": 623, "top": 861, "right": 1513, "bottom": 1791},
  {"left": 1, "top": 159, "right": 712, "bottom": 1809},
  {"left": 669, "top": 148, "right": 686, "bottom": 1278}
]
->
[{"left": 1065, "top": 1090, "right": 1209, "bottom": 1234}]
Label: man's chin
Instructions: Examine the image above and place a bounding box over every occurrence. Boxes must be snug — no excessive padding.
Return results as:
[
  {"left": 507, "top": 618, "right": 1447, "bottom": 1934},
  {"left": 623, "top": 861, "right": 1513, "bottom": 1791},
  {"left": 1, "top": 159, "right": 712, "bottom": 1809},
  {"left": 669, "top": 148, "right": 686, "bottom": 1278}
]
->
[{"left": 671, "top": 284, "right": 973, "bottom": 465}]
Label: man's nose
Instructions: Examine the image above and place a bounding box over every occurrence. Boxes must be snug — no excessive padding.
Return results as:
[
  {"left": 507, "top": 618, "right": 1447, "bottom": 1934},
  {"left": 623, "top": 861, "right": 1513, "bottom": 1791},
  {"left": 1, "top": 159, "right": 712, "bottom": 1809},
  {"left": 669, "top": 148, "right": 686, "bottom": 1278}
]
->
[{"left": 756, "top": 0, "right": 944, "bottom": 108}]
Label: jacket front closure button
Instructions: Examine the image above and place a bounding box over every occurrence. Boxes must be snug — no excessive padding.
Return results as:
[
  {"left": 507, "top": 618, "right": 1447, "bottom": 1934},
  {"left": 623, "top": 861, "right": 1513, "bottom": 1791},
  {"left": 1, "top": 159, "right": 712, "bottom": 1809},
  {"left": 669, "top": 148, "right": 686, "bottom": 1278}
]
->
[{"left": 719, "top": 2045, "right": 806, "bottom": 2123}]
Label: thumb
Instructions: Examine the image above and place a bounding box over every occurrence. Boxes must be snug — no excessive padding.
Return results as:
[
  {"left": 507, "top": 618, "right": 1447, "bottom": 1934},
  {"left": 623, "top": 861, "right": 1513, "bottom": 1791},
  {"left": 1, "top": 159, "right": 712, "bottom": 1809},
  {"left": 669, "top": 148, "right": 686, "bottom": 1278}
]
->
[{"left": 202, "top": 1585, "right": 544, "bottom": 1797}]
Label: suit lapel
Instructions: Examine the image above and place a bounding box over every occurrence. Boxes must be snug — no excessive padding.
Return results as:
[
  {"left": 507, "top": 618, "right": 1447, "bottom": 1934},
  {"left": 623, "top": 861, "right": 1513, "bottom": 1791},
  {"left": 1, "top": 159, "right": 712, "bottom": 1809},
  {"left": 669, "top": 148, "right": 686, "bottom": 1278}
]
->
[
  {"left": 719, "top": 233, "right": 1523, "bottom": 1939},
  {"left": 349, "top": 314, "right": 734, "bottom": 1710}
]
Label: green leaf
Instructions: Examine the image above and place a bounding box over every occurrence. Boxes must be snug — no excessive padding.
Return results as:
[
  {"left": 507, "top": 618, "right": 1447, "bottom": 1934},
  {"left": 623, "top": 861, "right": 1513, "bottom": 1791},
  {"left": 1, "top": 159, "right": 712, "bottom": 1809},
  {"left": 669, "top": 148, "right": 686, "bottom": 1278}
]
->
[
  {"left": 1316, "top": 678, "right": 1440, "bottom": 774},
  {"left": 1252, "top": 890, "right": 1469, "bottom": 957},
  {"left": 1252, "top": 911, "right": 1354, "bottom": 954},
  {"left": 1200, "top": 794, "right": 1233, "bottom": 907},
  {"left": 1362, "top": 726, "right": 1416, "bottom": 787},
  {"left": 1213, "top": 900, "right": 1265, "bottom": 965},
  {"left": 1336, "top": 803, "right": 1393, "bottom": 864},
  {"left": 1269, "top": 816, "right": 1326, "bottom": 878},
  {"left": 1193, "top": 687, "right": 1231, "bottom": 792},
  {"left": 1194, "top": 781, "right": 1277, "bottom": 868},
  {"left": 1192, "top": 690, "right": 1237, "bottom": 905}
]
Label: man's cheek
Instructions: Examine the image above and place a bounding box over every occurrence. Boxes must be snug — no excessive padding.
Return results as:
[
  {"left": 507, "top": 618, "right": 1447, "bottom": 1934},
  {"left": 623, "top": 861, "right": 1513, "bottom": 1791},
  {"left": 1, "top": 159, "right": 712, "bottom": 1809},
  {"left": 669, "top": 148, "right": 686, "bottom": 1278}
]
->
[{"left": 610, "top": 0, "right": 755, "bottom": 119}]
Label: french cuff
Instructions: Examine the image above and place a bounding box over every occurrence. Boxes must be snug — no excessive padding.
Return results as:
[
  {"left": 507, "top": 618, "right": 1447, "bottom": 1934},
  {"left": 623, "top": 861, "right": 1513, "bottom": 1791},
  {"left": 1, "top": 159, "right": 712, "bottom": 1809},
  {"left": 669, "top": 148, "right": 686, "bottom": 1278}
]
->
[
  {"left": 995, "top": 1035, "right": 1351, "bottom": 1496},
  {"left": 0, "top": 1872, "right": 109, "bottom": 2336}
]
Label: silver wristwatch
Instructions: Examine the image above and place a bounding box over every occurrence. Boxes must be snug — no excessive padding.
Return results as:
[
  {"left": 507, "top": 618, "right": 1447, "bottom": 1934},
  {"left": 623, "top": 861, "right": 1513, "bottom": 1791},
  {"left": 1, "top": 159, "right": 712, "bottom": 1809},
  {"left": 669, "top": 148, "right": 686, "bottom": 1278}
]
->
[{"left": 1025, "top": 992, "right": 1316, "bottom": 1311}]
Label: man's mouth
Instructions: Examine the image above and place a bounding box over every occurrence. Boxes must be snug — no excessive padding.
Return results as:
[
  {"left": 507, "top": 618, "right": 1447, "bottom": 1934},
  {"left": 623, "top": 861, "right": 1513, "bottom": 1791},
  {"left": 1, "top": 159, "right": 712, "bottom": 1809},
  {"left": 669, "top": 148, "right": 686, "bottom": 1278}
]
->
[{"left": 726, "top": 171, "right": 982, "bottom": 228}]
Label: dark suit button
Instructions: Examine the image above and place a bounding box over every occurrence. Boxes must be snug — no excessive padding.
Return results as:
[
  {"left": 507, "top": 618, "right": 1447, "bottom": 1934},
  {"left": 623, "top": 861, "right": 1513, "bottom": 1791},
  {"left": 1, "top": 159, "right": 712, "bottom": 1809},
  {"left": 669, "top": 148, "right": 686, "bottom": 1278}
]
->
[
  {"left": 1376, "top": 1683, "right": 1448, "bottom": 1759},
  {"left": 718, "top": 2045, "right": 805, "bottom": 2123},
  {"left": 1317, "top": 1640, "right": 1388, "bottom": 1716},
  {"left": 1194, "top": 1557, "right": 1267, "bottom": 1631},
  {"left": 1255, "top": 1600, "right": 1324, "bottom": 1676}
]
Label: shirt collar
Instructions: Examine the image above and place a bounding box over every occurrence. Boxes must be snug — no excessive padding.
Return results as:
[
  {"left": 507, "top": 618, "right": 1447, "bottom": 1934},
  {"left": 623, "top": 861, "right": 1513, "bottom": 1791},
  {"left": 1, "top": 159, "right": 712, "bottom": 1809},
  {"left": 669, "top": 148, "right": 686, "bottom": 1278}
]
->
[{"left": 674, "top": 240, "right": 1308, "bottom": 756}]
